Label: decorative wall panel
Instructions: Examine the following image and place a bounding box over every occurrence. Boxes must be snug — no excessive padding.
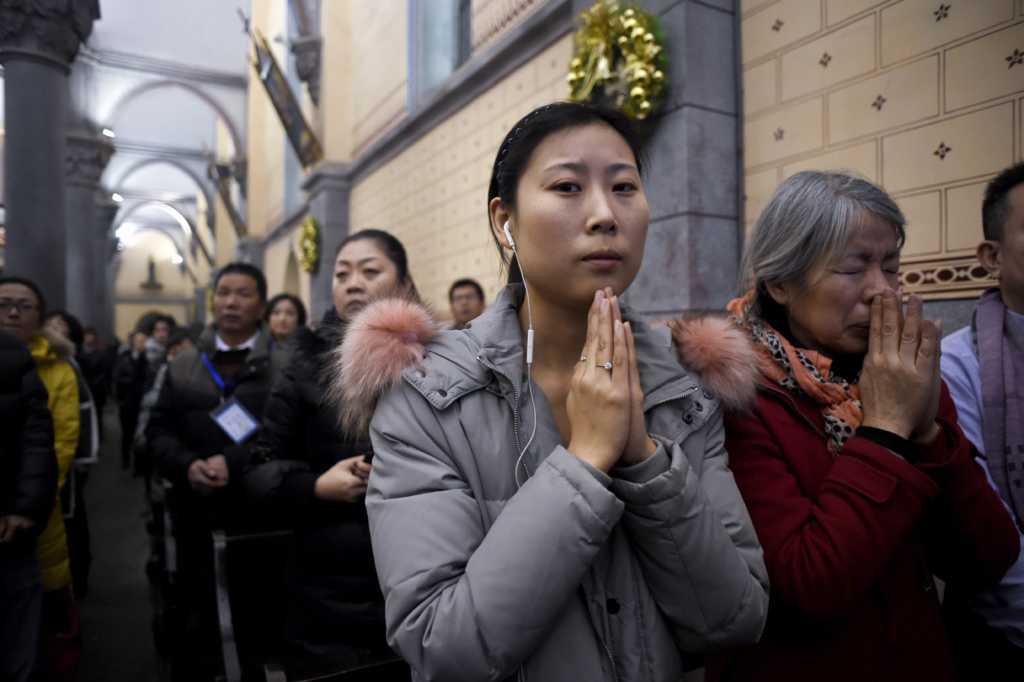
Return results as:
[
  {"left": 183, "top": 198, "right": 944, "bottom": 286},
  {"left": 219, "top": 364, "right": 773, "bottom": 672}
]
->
[{"left": 742, "top": 0, "right": 1020, "bottom": 300}]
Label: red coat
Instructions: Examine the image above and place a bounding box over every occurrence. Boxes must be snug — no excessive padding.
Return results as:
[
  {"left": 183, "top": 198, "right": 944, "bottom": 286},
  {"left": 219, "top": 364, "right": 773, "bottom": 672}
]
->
[{"left": 706, "top": 381, "right": 1020, "bottom": 682}]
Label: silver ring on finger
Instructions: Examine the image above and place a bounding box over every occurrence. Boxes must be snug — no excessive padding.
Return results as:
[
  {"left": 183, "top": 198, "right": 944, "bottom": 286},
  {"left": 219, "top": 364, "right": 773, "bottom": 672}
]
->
[{"left": 598, "top": 361, "right": 613, "bottom": 371}]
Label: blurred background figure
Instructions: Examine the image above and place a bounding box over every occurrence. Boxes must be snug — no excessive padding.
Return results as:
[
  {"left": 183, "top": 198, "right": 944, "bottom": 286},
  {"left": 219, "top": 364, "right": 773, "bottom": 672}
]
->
[
  {"left": 245, "top": 230, "right": 415, "bottom": 679},
  {"left": 265, "top": 293, "right": 307, "bottom": 345},
  {"left": 447, "top": 277, "right": 485, "bottom": 330},
  {"left": 0, "top": 329, "right": 57, "bottom": 682},
  {"left": 0, "top": 276, "right": 82, "bottom": 681}
]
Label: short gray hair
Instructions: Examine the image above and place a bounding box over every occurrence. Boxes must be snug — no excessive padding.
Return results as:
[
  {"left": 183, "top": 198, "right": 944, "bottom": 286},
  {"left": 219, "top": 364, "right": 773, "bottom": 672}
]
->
[{"left": 741, "top": 171, "right": 906, "bottom": 301}]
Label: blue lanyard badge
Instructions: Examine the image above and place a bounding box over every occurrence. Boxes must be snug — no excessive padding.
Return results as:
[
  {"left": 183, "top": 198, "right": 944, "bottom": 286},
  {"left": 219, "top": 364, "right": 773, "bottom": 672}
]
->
[
  {"left": 201, "top": 352, "right": 234, "bottom": 397},
  {"left": 210, "top": 398, "right": 259, "bottom": 444}
]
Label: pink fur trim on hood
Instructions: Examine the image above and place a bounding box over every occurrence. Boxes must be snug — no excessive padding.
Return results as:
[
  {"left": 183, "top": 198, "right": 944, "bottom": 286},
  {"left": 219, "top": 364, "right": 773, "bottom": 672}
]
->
[
  {"left": 666, "top": 314, "right": 759, "bottom": 411},
  {"left": 330, "top": 297, "right": 440, "bottom": 436}
]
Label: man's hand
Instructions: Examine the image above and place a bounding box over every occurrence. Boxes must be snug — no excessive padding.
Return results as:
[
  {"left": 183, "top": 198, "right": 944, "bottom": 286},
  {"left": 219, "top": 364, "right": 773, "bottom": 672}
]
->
[
  {"left": 188, "top": 454, "right": 230, "bottom": 493},
  {"left": 0, "top": 515, "right": 35, "bottom": 543}
]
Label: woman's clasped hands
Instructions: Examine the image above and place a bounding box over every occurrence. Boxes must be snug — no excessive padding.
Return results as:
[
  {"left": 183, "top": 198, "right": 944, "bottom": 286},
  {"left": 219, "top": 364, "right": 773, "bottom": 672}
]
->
[
  {"left": 567, "top": 288, "right": 657, "bottom": 472},
  {"left": 860, "top": 290, "right": 943, "bottom": 444}
]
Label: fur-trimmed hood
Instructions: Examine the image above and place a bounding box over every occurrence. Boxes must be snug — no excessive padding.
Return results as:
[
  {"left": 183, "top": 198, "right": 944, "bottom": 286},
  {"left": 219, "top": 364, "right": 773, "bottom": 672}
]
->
[{"left": 332, "top": 291, "right": 759, "bottom": 437}]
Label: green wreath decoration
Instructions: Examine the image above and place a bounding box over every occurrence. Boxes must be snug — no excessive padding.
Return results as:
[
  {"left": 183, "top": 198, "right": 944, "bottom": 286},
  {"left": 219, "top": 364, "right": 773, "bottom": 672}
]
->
[
  {"left": 299, "top": 216, "right": 320, "bottom": 274},
  {"left": 567, "top": 1, "right": 667, "bottom": 120}
]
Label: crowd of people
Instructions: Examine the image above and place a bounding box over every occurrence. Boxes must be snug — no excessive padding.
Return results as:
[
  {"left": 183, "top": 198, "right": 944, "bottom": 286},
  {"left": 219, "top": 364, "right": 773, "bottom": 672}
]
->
[{"left": 1, "top": 101, "right": 1023, "bottom": 682}]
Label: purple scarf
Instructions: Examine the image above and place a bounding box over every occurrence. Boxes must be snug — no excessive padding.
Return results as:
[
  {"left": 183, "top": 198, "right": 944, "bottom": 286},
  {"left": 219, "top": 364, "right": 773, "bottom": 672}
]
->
[{"left": 976, "top": 288, "right": 1024, "bottom": 529}]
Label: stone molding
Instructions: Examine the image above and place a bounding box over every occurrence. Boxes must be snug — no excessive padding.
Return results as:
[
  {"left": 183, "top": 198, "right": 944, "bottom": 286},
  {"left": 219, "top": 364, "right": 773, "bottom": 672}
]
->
[
  {"left": 66, "top": 128, "right": 114, "bottom": 188},
  {"left": 0, "top": 0, "right": 100, "bottom": 69},
  {"left": 78, "top": 46, "right": 247, "bottom": 89},
  {"left": 290, "top": 35, "right": 321, "bottom": 106},
  {"left": 301, "top": 160, "right": 352, "bottom": 196}
]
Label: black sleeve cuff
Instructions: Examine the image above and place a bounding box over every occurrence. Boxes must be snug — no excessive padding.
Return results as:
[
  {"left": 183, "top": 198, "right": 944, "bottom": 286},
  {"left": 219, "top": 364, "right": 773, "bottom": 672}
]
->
[{"left": 856, "top": 426, "right": 918, "bottom": 462}]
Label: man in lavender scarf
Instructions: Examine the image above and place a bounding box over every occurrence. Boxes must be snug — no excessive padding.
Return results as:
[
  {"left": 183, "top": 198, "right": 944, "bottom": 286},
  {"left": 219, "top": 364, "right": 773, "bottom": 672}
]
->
[{"left": 942, "top": 162, "right": 1024, "bottom": 671}]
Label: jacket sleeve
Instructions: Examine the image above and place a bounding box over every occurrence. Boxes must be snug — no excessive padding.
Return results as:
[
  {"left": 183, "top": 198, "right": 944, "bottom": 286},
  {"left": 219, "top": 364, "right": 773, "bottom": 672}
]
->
[
  {"left": 244, "top": 362, "right": 319, "bottom": 515},
  {"left": 609, "top": 411, "right": 769, "bottom": 651},
  {"left": 724, "top": 398, "right": 945, "bottom": 623},
  {"left": 50, "top": 363, "right": 80, "bottom": 492},
  {"left": 919, "top": 383, "right": 1020, "bottom": 590},
  {"left": 146, "top": 367, "right": 200, "bottom": 485},
  {"left": 13, "top": 366, "right": 57, "bottom": 528},
  {"left": 366, "top": 381, "right": 625, "bottom": 682}
]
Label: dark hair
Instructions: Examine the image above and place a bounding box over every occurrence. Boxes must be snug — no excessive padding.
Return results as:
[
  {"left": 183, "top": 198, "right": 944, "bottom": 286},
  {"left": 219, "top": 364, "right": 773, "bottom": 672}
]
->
[
  {"left": 44, "top": 310, "right": 85, "bottom": 352},
  {"left": 448, "top": 278, "right": 485, "bottom": 303},
  {"left": 265, "top": 293, "right": 308, "bottom": 328},
  {"left": 214, "top": 262, "right": 268, "bottom": 301},
  {"left": 137, "top": 312, "right": 177, "bottom": 336},
  {"left": 0, "top": 276, "right": 47, "bottom": 318},
  {"left": 83, "top": 326, "right": 97, "bottom": 337},
  {"left": 166, "top": 327, "right": 194, "bottom": 350},
  {"left": 983, "top": 162, "right": 1024, "bottom": 242},
  {"left": 487, "top": 101, "right": 646, "bottom": 281},
  {"left": 334, "top": 229, "right": 419, "bottom": 300}
]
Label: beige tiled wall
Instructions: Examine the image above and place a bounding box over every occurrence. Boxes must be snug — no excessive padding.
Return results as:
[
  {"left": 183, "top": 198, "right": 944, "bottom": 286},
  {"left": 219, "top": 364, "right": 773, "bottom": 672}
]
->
[
  {"left": 741, "top": 0, "right": 1024, "bottom": 299},
  {"left": 350, "top": 35, "right": 572, "bottom": 316}
]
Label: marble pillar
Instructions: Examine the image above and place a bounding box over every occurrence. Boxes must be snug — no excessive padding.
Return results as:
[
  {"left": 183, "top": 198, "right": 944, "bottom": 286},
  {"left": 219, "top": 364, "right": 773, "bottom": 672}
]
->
[
  {"left": 0, "top": 0, "right": 100, "bottom": 308},
  {"left": 302, "top": 162, "right": 351, "bottom": 320},
  {"left": 94, "top": 197, "right": 120, "bottom": 341},
  {"left": 66, "top": 124, "right": 114, "bottom": 326},
  {"left": 607, "top": 0, "right": 742, "bottom": 318}
]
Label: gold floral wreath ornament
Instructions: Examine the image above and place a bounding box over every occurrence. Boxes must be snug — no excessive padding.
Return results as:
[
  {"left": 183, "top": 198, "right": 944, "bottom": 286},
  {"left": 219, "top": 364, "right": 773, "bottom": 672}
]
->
[
  {"left": 299, "top": 216, "right": 320, "bottom": 274},
  {"left": 567, "top": 1, "right": 667, "bottom": 120}
]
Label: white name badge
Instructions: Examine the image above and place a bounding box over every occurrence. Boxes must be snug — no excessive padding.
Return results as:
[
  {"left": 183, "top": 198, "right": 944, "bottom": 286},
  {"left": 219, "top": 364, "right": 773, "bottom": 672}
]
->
[{"left": 210, "top": 398, "right": 260, "bottom": 444}]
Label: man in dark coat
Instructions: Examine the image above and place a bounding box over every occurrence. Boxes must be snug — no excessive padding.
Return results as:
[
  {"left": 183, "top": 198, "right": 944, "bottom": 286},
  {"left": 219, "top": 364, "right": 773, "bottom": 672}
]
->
[
  {"left": 0, "top": 329, "right": 58, "bottom": 682},
  {"left": 147, "top": 263, "right": 286, "bottom": 680}
]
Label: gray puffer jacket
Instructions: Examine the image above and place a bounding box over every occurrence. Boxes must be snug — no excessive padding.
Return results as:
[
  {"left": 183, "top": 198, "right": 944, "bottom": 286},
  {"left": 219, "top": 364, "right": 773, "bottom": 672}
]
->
[{"left": 335, "top": 286, "right": 768, "bottom": 682}]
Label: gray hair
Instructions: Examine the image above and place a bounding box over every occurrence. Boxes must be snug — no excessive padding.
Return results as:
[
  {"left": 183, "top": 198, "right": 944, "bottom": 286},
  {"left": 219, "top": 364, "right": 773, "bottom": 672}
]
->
[{"left": 741, "top": 171, "right": 906, "bottom": 301}]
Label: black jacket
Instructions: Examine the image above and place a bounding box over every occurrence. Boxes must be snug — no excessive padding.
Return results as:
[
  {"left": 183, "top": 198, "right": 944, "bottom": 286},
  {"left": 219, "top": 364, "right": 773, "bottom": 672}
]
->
[
  {"left": 113, "top": 347, "right": 148, "bottom": 409},
  {"left": 245, "top": 313, "right": 385, "bottom": 655},
  {"left": 147, "top": 325, "right": 287, "bottom": 524},
  {"left": 0, "top": 331, "right": 57, "bottom": 554}
]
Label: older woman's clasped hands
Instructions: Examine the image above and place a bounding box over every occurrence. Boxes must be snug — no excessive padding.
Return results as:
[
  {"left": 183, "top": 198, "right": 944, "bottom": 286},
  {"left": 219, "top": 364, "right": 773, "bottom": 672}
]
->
[{"left": 860, "top": 290, "right": 943, "bottom": 444}]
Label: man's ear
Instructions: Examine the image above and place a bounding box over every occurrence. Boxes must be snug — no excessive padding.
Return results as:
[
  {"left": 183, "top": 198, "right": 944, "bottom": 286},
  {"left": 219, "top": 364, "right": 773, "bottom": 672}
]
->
[{"left": 977, "top": 240, "right": 1001, "bottom": 279}]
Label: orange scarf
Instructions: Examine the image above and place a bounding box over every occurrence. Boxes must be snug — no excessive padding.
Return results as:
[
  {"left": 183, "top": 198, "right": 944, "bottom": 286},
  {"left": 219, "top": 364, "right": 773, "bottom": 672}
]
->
[{"left": 727, "top": 291, "right": 863, "bottom": 453}]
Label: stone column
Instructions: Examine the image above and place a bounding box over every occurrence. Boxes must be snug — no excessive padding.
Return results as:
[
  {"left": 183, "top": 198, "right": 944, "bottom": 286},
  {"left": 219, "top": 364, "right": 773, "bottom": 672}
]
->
[
  {"left": 611, "top": 0, "right": 741, "bottom": 318},
  {"left": 302, "top": 162, "right": 351, "bottom": 320},
  {"left": 66, "top": 123, "right": 114, "bottom": 326},
  {"left": 94, "top": 196, "right": 120, "bottom": 342},
  {"left": 0, "top": 0, "right": 100, "bottom": 308}
]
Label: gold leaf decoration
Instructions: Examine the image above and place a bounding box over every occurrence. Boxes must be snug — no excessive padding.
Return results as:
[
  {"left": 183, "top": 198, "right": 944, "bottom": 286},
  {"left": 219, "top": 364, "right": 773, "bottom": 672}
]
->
[
  {"left": 299, "top": 216, "right": 320, "bottom": 274},
  {"left": 567, "top": 1, "right": 668, "bottom": 120}
]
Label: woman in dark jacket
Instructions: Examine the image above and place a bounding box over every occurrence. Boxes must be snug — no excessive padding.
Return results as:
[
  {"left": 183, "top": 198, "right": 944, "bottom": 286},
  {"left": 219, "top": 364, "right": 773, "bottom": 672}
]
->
[
  {"left": 245, "top": 229, "right": 415, "bottom": 677},
  {"left": 703, "top": 171, "right": 1021, "bottom": 682}
]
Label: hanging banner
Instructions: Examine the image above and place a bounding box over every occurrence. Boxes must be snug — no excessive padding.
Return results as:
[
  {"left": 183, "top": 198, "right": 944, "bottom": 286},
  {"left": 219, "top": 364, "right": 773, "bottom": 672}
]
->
[{"left": 250, "top": 28, "right": 323, "bottom": 168}]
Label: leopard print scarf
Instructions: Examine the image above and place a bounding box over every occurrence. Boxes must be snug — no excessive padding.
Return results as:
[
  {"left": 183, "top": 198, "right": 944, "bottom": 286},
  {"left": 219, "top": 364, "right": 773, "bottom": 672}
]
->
[{"left": 727, "top": 291, "right": 863, "bottom": 453}]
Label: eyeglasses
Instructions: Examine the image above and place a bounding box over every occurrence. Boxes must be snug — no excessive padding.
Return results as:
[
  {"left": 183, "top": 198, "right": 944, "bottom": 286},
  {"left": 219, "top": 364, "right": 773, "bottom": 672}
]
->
[{"left": 0, "top": 299, "right": 38, "bottom": 313}]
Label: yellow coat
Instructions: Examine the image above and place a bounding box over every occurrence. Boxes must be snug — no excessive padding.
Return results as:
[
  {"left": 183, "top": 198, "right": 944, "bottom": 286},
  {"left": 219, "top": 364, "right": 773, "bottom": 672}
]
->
[{"left": 29, "top": 332, "right": 80, "bottom": 592}]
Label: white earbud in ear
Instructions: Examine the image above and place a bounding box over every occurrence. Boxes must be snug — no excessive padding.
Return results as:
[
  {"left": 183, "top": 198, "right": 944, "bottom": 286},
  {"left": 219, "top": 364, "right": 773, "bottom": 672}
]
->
[{"left": 503, "top": 220, "right": 515, "bottom": 250}]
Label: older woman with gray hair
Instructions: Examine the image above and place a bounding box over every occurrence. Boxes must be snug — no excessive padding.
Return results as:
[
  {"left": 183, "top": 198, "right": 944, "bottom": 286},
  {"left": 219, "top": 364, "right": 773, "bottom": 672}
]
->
[{"left": 703, "top": 171, "right": 1020, "bottom": 682}]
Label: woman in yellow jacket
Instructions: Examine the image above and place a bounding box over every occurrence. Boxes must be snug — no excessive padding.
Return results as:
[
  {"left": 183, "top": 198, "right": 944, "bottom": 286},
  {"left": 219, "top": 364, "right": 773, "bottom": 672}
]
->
[{"left": 0, "top": 277, "right": 80, "bottom": 680}]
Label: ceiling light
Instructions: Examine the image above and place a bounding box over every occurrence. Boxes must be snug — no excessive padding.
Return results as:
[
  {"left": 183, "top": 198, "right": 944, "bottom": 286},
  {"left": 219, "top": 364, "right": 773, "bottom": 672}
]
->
[
  {"left": 112, "top": 192, "right": 124, "bottom": 203},
  {"left": 102, "top": 128, "right": 116, "bottom": 138}
]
